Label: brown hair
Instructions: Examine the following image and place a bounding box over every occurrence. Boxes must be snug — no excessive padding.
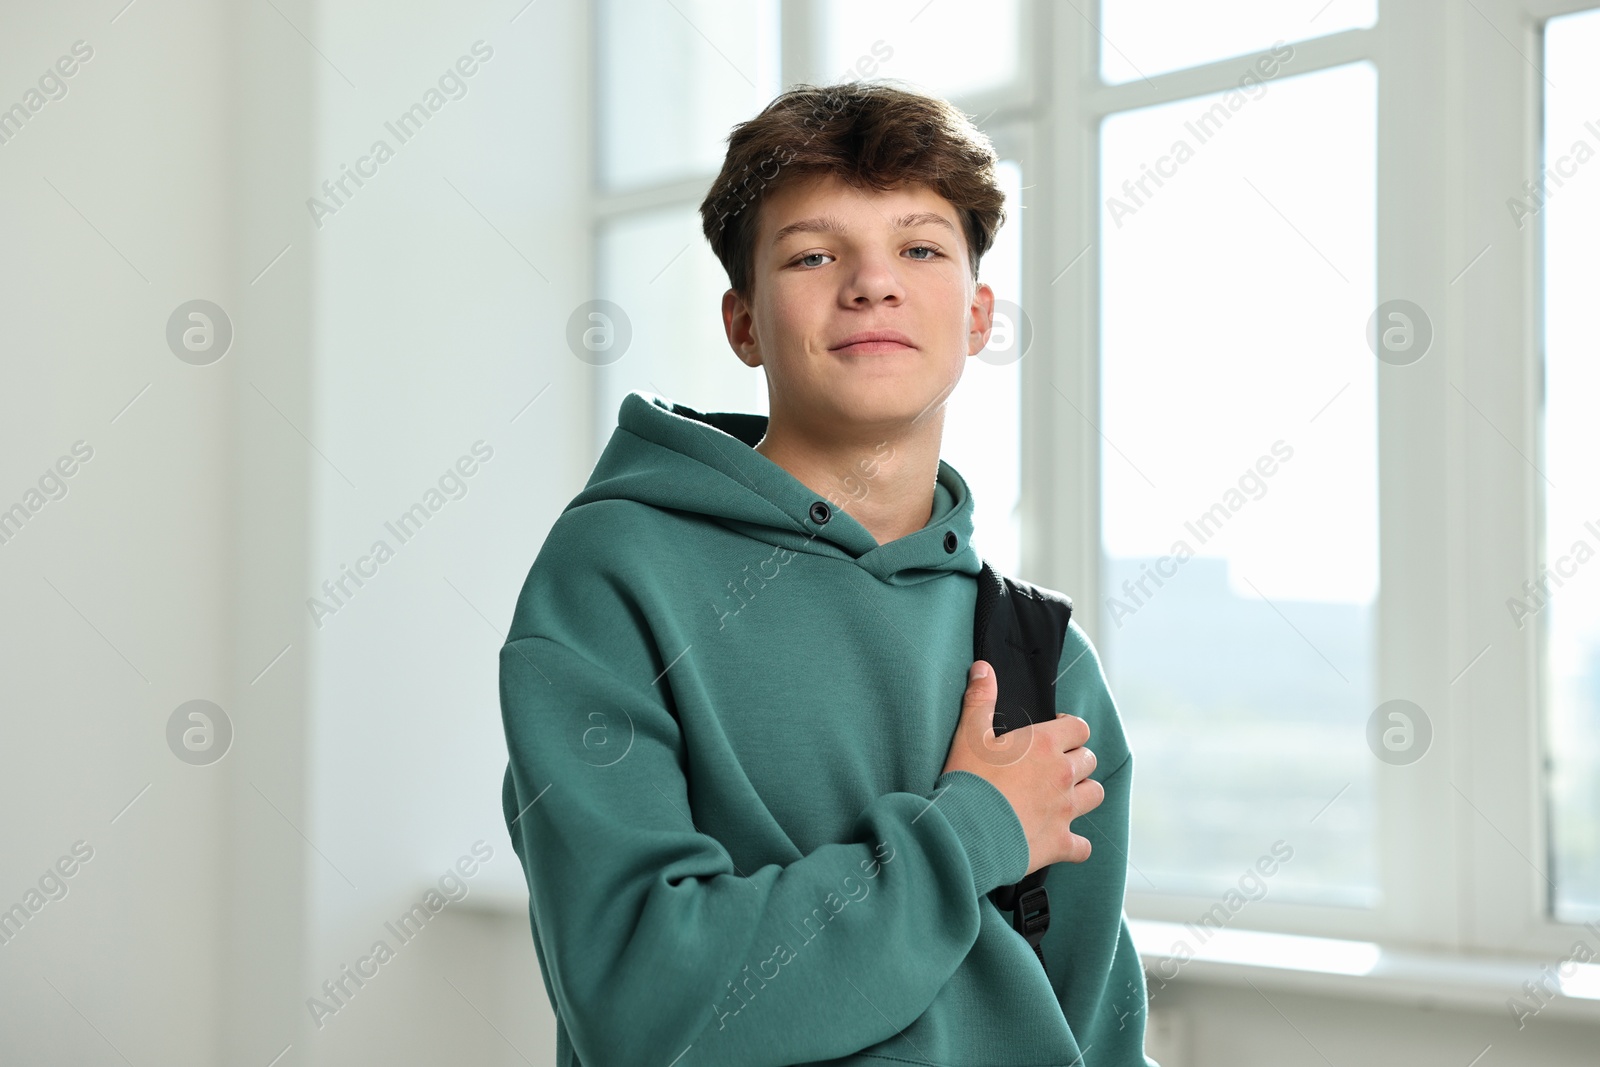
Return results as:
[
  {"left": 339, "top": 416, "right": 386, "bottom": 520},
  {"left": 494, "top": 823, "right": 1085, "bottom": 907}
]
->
[{"left": 698, "top": 81, "right": 1006, "bottom": 298}]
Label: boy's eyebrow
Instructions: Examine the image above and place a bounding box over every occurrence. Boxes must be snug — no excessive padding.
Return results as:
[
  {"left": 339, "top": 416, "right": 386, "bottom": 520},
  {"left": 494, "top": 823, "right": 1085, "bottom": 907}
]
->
[
  {"left": 771, "top": 215, "right": 846, "bottom": 245},
  {"left": 891, "top": 211, "right": 957, "bottom": 236},
  {"left": 770, "top": 211, "right": 957, "bottom": 246}
]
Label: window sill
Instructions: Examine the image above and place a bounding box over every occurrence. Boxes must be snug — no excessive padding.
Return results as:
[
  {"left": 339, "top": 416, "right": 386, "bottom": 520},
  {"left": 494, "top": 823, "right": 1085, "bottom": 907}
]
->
[
  {"left": 465, "top": 896, "right": 1600, "bottom": 1026},
  {"left": 1129, "top": 918, "right": 1600, "bottom": 1025}
]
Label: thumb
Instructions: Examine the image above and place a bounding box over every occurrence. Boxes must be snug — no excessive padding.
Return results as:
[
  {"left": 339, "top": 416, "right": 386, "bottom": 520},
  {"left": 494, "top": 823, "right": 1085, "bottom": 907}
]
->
[
  {"left": 962, "top": 660, "right": 997, "bottom": 722},
  {"left": 956, "top": 660, "right": 1026, "bottom": 769}
]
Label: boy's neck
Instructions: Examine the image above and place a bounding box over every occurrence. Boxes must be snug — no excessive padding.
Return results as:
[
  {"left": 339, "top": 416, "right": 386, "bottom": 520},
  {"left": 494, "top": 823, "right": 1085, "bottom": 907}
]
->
[{"left": 754, "top": 411, "right": 945, "bottom": 547}]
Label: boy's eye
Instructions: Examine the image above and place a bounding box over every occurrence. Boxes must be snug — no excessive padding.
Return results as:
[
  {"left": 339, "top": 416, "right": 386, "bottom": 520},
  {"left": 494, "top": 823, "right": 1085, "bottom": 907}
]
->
[
  {"left": 906, "top": 245, "right": 942, "bottom": 260},
  {"left": 798, "top": 252, "right": 832, "bottom": 268}
]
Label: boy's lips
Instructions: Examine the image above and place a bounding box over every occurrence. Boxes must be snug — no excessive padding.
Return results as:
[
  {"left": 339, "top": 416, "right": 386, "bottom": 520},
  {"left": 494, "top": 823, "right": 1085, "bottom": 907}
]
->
[{"left": 830, "top": 330, "right": 916, "bottom": 355}]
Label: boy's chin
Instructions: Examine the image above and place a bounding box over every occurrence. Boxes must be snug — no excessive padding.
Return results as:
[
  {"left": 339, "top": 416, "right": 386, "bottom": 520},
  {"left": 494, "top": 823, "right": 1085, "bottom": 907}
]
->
[{"left": 812, "top": 387, "right": 944, "bottom": 432}]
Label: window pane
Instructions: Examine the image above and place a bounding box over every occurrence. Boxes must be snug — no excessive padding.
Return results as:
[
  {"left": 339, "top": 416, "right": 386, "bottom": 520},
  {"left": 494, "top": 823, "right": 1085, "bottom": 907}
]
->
[
  {"left": 1542, "top": 8, "right": 1600, "bottom": 924},
  {"left": 944, "top": 158, "right": 1023, "bottom": 576},
  {"left": 1099, "top": 0, "right": 1375, "bottom": 85},
  {"left": 820, "top": 0, "right": 1019, "bottom": 100},
  {"left": 595, "top": 207, "right": 767, "bottom": 456},
  {"left": 597, "top": 0, "right": 780, "bottom": 190},
  {"left": 1098, "top": 62, "right": 1378, "bottom": 906}
]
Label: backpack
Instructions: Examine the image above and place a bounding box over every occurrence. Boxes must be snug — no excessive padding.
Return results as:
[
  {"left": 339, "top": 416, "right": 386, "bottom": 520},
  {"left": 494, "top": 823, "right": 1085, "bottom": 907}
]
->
[{"left": 972, "top": 559, "right": 1075, "bottom": 977}]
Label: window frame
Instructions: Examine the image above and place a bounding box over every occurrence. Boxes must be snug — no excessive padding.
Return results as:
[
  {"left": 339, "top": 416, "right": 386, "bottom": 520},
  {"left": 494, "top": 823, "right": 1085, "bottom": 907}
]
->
[
  {"left": 1038, "top": 0, "right": 1598, "bottom": 960},
  {"left": 587, "top": 0, "right": 1600, "bottom": 963},
  {"left": 1043, "top": 10, "right": 1393, "bottom": 946}
]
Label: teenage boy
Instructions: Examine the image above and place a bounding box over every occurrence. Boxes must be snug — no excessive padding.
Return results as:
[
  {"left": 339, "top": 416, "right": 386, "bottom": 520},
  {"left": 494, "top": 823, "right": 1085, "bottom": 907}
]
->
[{"left": 500, "top": 82, "right": 1154, "bottom": 1066}]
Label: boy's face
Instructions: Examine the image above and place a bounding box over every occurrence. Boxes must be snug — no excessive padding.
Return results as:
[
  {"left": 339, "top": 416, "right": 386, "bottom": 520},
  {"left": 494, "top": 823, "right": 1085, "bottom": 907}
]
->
[{"left": 721, "top": 173, "right": 995, "bottom": 445}]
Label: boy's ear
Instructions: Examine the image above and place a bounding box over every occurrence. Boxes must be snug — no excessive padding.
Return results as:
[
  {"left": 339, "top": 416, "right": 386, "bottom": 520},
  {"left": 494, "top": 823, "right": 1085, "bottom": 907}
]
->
[
  {"left": 967, "top": 282, "right": 997, "bottom": 356},
  {"left": 722, "top": 288, "right": 763, "bottom": 367}
]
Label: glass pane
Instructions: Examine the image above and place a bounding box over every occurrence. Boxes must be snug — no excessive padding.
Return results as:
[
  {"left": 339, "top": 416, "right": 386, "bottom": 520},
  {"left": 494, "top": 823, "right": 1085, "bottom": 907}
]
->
[
  {"left": 597, "top": 0, "right": 780, "bottom": 190},
  {"left": 1098, "top": 62, "right": 1378, "bottom": 906},
  {"left": 1099, "top": 0, "right": 1376, "bottom": 85},
  {"left": 1542, "top": 8, "right": 1600, "bottom": 924},
  {"left": 595, "top": 207, "right": 767, "bottom": 456},
  {"left": 820, "top": 0, "right": 1019, "bottom": 100},
  {"left": 944, "top": 158, "right": 1023, "bottom": 576}
]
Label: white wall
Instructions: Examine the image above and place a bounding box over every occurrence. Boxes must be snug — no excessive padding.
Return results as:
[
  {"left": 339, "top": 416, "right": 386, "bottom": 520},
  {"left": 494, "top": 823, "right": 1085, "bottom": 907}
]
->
[
  {"left": 0, "top": 0, "right": 580, "bottom": 1062},
  {"left": 0, "top": 1, "right": 241, "bottom": 1062},
  {"left": 299, "top": 0, "right": 587, "bottom": 1060}
]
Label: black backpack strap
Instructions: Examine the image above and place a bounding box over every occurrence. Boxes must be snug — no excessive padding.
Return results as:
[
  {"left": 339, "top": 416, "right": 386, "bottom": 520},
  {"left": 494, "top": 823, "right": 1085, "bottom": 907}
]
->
[{"left": 972, "top": 559, "right": 1074, "bottom": 975}]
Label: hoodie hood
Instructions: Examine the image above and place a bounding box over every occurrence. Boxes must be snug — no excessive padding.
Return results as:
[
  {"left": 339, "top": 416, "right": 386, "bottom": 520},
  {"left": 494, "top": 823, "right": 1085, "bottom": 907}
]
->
[{"left": 566, "top": 390, "right": 983, "bottom": 586}]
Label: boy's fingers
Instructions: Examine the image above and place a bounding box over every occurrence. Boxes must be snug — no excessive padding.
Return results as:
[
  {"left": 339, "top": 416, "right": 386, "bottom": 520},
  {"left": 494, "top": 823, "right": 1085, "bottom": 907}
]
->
[
  {"left": 957, "top": 660, "right": 1032, "bottom": 768},
  {"left": 1061, "top": 832, "right": 1093, "bottom": 864}
]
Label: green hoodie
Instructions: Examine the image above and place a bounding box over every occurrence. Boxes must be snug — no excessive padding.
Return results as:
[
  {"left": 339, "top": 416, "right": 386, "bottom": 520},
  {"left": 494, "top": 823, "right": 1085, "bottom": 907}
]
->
[{"left": 499, "top": 390, "right": 1155, "bottom": 1067}]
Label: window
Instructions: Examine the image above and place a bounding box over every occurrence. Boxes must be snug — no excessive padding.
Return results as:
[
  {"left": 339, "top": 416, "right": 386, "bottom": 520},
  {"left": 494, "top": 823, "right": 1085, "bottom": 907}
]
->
[
  {"left": 594, "top": 206, "right": 769, "bottom": 455},
  {"left": 1098, "top": 0, "right": 1376, "bottom": 84},
  {"left": 1098, "top": 61, "right": 1379, "bottom": 907},
  {"left": 1541, "top": 6, "right": 1600, "bottom": 925},
  {"left": 818, "top": 0, "right": 1020, "bottom": 99},
  {"left": 943, "top": 156, "right": 1025, "bottom": 576},
  {"left": 587, "top": 0, "right": 1600, "bottom": 964},
  {"left": 596, "top": 0, "right": 780, "bottom": 190}
]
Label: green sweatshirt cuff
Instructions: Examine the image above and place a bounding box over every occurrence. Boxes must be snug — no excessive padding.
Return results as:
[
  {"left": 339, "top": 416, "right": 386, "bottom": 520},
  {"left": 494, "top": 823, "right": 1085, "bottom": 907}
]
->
[{"left": 931, "top": 769, "right": 1032, "bottom": 895}]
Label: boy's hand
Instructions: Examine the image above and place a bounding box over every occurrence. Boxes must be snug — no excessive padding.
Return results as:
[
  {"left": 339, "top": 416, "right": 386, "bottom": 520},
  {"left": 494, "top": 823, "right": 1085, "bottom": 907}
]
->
[{"left": 940, "top": 659, "right": 1103, "bottom": 876}]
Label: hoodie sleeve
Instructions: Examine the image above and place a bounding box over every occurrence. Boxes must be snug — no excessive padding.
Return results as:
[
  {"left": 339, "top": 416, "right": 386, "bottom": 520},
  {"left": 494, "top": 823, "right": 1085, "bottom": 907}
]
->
[
  {"left": 1041, "top": 620, "right": 1159, "bottom": 1064},
  {"left": 1041, "top": 757, "right": 1159, "bottom": 1065},
  {"left": 499, "top": 630, "right": 1032, "bottom": 1067}
]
